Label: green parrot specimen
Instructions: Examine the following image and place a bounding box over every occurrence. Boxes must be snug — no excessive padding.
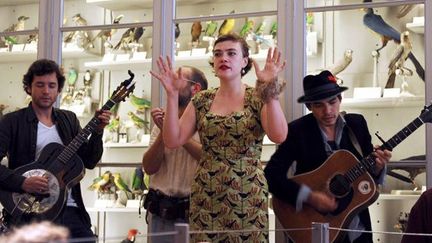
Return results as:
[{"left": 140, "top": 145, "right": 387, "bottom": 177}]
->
[
  {"left": 106, "top": 116, "right": 120, "bottom": 133},
  {"left": 204, "top": 20, "right": 218, "bottom": 37},
  {"left": 270, "top": 22, "right": 277, "bottom": 39},
  {"left": 129, "top": 94, "right": 151, "bottom": 111},
  {"left": 127, "top": 111, "right": 149, "bottom": 130},
  {"left": 254, "top": 21, "right": 266, "bottom": 36},
  {"left": 218, "top": 10, "right": 235, "bottom": 36},
  {"left": 88, "top": 171, "right": 112, "bottom": 192},
  {"left": 113, "top": 173, "right": 132, "bottom": 193},
  {"left": 239, "top": 19, "right": 254, "bottom": 38},
  {"left": 131, "top": 167, "right": 146, "bottom": 192},
  {"left": 67, "top": 68, "right": 78, "bottom": 86}
]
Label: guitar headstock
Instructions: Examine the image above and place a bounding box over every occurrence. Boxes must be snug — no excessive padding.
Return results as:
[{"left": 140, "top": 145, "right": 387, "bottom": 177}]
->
[
  {"left": 420, "top": 103, "right": 432, "bottom": 123},
  {"left": 110, "top": 70, "right": 136, "bottom": 103}
]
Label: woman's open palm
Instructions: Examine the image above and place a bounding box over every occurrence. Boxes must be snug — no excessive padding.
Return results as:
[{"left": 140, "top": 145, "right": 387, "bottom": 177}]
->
[
  {"left": 150, "top": 56, "right": 186, "bottom": 95},
  {"left": 252, "top": 47, "right": 286, "bottom": 83}
]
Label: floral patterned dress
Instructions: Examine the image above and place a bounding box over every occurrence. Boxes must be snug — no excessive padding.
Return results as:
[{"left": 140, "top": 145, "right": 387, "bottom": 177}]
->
[{"left": 190, "top": 86, "right": 269, "bottom": 243}]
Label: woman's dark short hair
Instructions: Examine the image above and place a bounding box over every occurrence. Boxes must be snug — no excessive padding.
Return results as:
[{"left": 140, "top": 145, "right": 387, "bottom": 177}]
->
[
  {"left": 209, "top": 33, "right": 252, "bottom": 77},
  {"left": 23, "top": 59, "right": 65, "bottom": 95}
]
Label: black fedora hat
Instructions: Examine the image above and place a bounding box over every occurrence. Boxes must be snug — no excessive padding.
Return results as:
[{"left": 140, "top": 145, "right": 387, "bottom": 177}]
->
[{"left": 297, "top": 70, "right": 348, "bottom": 103}]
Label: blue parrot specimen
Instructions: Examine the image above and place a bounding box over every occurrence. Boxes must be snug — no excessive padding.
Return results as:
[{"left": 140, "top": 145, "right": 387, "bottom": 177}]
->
[{"left": 362, "top": 1, "right": 424, "bottom": 82}]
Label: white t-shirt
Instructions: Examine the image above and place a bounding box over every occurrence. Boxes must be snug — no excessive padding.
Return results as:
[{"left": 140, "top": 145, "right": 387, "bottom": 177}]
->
[
  {"left": 36, "top": 122, "right": 77, "bottom": 207},
  {"left": 148, "top": 126, "right": 200, "bottom": 198}
]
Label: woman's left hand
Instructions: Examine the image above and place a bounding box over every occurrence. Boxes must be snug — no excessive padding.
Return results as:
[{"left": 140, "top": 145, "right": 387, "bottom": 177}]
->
[{"left": 252, "top": 47, "right": 286, "bottom": 83}]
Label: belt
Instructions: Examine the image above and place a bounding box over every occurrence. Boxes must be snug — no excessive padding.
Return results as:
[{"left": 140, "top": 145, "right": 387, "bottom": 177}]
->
[{"left": 144, "top": 189, "right": 190, "bottom": 221}]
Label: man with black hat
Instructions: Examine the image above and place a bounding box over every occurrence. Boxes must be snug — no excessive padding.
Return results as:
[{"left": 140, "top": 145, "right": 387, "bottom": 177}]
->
[{"left": 265, "top": 70, "right": 392, "bottom": 243}]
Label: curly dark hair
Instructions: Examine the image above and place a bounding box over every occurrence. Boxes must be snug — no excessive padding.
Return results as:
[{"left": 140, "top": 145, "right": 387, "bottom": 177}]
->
[
  {"left": 22, "top": 59, "right": 65, "bottom": 95},
  {"left": 209, "top": 33, "right": 252, "bottom": 77}
]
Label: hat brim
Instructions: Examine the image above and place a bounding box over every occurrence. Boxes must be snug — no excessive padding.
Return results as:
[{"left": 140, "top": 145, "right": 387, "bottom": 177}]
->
[{"left": 297, "top": 86, "right": 348, "bottom": 103}]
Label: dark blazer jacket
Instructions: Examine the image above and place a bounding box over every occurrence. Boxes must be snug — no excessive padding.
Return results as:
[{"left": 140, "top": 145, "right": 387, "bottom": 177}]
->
[
  {"left": 265, "top": 113, "right": 376, "bottom": 235},
  {"left": 0, "top": 103, "right": 104, "bottom": 227}
]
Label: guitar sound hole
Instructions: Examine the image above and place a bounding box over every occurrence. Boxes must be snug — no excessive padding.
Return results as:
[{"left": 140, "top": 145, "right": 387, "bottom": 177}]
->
[{"left": 329, "top": 174, "right": 351, "bottom": 198}]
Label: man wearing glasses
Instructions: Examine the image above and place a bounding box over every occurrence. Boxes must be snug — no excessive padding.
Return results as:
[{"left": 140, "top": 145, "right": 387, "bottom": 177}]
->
[{"left": 142, "top": 66, "right": 207, "bottom": 243}]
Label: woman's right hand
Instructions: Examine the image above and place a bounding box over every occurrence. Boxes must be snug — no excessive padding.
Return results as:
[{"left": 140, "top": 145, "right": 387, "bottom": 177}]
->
[{"left": 149, "top": 56, "right": 186, "bottom": 96}]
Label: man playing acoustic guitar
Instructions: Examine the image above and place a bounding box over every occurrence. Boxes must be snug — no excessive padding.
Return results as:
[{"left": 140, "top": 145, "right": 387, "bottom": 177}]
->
[
  {"left": 0, "top": 59, "right": 111, "bottom": 242},
  {"left": 265, "top": 70, "right": 392, "bottom": 243}
]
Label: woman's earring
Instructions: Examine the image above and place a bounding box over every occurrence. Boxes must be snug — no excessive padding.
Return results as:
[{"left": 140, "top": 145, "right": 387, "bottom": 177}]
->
[{"left": 241, "top": 68, "right": 245, "bottom": 75}]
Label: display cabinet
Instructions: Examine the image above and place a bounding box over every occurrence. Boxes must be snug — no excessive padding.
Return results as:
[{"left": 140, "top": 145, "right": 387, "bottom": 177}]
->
[{"left": 0, "top": 0, "right": 431, "bottom": 242}]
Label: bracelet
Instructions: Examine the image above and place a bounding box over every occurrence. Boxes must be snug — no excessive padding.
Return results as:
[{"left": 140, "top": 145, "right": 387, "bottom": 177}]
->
[{"left": 255, "top": 79, "right": 286, "bottom": 103}]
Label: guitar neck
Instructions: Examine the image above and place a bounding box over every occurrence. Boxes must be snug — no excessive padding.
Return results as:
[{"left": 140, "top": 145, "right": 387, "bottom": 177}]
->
[
  {"left": 347, "top": 116, "right": 425, "bottom": 183},
  {"left": 57, "top": 99, "right": 116, "bottom": 164}
]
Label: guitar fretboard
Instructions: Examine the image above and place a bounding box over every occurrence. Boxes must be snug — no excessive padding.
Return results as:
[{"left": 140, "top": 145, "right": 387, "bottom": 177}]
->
[
  {"left": 56, "top": 99, "right": 116, "bottom": 165},
  {"left": 345, "top": 116, "right": 425, "bottom": 183}
]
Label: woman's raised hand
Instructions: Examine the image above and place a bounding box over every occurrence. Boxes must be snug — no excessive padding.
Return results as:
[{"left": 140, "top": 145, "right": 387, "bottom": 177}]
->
[
  {"left": 150, "top": 56, "right": 186, "bottom": 95},
  {"left": 252, "top": 47, "right": 286, "bottom": 83}
]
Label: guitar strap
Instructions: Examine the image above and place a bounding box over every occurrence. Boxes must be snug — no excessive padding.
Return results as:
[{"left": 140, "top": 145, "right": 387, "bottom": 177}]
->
[{"left": 341, "top": 111, "right": 364, "bottom": 157}]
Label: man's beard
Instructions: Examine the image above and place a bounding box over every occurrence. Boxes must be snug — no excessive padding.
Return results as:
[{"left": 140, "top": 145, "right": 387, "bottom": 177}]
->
[{"left": 178, "top": 91, "right": 192, "bottom": 108}]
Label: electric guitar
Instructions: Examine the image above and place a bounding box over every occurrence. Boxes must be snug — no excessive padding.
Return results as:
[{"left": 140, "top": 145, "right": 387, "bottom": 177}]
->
[
  {"left": 0, "top": 70, "right": 136, "bottom": 224},
  {"left": 272, "top": 104, "right": 432, "bottom": 243}
]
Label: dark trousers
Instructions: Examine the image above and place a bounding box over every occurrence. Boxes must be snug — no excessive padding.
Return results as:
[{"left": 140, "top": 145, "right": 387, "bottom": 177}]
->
[{"left": 57, "top": 206, "right": 96, "bottom": 243}]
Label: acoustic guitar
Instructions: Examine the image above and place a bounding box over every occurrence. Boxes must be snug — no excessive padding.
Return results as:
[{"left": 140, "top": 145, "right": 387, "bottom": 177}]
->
[
  {"left": 273, "top": 104, "right": 432, "bottom": 243},
  {"left": 0, "top": 70, "right": 136, "bottom": 224}
]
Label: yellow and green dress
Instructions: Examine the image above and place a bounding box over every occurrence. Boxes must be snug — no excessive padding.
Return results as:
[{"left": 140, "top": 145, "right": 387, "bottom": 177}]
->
[{"left": 190, "top": 86, "right": 269, "bottom": 242}]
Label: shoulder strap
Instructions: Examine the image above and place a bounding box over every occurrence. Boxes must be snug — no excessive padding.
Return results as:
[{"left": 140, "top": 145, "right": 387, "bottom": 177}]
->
[{"left": 341, "top": 111, "right": 363, "bottom": 157}]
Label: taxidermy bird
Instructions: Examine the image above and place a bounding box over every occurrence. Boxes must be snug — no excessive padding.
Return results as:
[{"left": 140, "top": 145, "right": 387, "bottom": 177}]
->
[
  {"left": 191, "top": 21, "right": 202, "bottom": 46},
  {"left": 88, "top": 171, "right": 112, "bottom": 192},
  {"left": 121, "top": 229, "right": 138, "bottom": 243},
  {"left": 93, "top": 14, "right": 124, "bottom": 49},
  {"left": 204, "top": 20, "right": 218, "bottom": 37},
  {"left": 2, "top": 16, "right": 29, "bottom": 45},
  {"left": 270, "top": 22, "right": 277, "bottom": 39},
  {"left": 397, "top": 4, "right": 416, "bottom": 18},
  {"left": 218, "top": 10, "right": 235, "bottom": 36},
  {"left": 114, "top": 27, "right": 144, "bottom": 51},
  {"left": 127, "top": 111, "right": 149, "bottom": 130},
  {"left": 254, "top": 21, "right": 266, "bottom": 36},
  {"left": 175, "top": 23, "right": 181, "bottom": 40},
  {"left": 106, "top": 116, "right": 120, "bottom": 133},
  {"left": 131, "top": 167, "right": 146, "bottom": 194},
  {"left": 239, "top": 19, "right": 254, "bottom": 38},
  {"left": 113, "top": 173, "right": 132, "bottom": 193},
  {"left": 129, "top": 94, "right": 151, "bottom": 111},
  {"left": 328, "top": 49, "right": 353, "bottom": 77},
  {"left": 67, "top": 68, "right": 78, "bottom": 86},
  {"left": 385, "top": 31, "right": 412, "bottom": 88},
  {"left": 63, "top": 13, "right": 94, "bottom": 49},
  {"left": 362, "top": 1, "right": 424, "bottom": 82}
]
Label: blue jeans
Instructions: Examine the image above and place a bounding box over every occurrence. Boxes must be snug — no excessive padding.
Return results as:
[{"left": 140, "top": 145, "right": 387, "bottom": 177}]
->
[{"left": 149, "top": 213, "right": 187, "bottom": 243}]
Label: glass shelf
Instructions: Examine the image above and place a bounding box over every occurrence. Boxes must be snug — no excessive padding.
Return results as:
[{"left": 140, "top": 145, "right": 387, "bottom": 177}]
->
[{"left": 341, "top": 96, "right": 424, "bottom": 109}]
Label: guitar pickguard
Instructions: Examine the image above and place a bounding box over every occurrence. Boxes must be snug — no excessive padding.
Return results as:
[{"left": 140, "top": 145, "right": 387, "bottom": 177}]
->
[{"left": 12, "top": 169, "right": 60, "bottom": 215}]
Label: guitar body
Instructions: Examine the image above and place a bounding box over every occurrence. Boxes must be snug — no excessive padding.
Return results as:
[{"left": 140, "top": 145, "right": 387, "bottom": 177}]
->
[
  {"left": 0, "top": 143, "right": 84, "bottom": 223},
  {"left": 272, "top": 150, "right": 379, "bottom": 243}
]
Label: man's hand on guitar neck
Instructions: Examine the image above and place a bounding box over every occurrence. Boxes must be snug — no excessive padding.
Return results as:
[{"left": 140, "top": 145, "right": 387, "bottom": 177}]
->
[
  {"left": 306, "top": 191, "right": 338, "bottom": 213},
  {"left": 372, "top": 145, "right": 392, "bottom": 176},
  {"left": 21, "top": 176, "right": 49, "bottom": 194}
]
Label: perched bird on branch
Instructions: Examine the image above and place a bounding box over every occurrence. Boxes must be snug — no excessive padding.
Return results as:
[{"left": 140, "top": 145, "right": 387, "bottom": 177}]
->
[
  {"left": 362, "top": 1, "right": 424, "bottom": 83},
  {"left": 114, "top": 27, "right": 144, "bottom": 51},
  {"left": 239, "top": 19, "right": 254, "bottom": 38},
  {"left": 219, "top": 10, "right": 235, "bottom": 36},
  {"left": 63, "top": 14, "right": 94, "bottom": 49},
  {"left": 191, "top": 21, "right": 202, "bottom": 47},
  {"left": 2, "top": 16, "right": 29, "bottom": 46},
  {"left": 386, "top": 31, "right": 412, "bottom": 88},
  {"left": 93, "top": 14, "right": 124, "bottom": 49},
  {"left": 204, "top": 20, "right": 218, "bottom": 37}
]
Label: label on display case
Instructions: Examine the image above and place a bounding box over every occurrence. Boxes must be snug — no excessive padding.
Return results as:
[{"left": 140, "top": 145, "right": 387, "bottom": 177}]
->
[
  {"left": 383, "top": 88, "right": 401, "bottom": 98},
  {"left": 353, "top": 87, "right": 382, "bottom": 99},
  {"left": 11, "top": 44, "right": 25, "bottom": 52},
  {"left": 177, "top": 50, "right": 191, "bottom": 57},
  {"left": 191, "top": 48, "right": 206, "bottom": 57},
  {"left": 131, "top": 51, "right": 147, "bottom": 60},
  {"left": 24, "top": 42, "right": 37, "bottom": 52},
  {"left": 102, "top": 53, "right": 115, "bottom": 62},
  {"left": 116, "top": 53, "right": 131, "bottom": 62}
]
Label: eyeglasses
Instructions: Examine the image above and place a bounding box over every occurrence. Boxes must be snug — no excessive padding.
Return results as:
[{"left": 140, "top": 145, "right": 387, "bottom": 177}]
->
[{"left": 184, "top": 79, "right": 198, "bottom": 85}]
